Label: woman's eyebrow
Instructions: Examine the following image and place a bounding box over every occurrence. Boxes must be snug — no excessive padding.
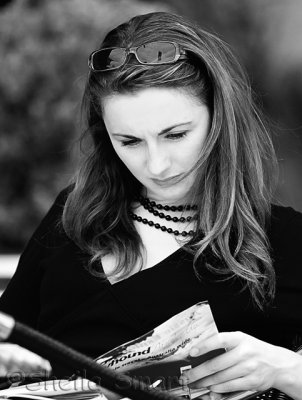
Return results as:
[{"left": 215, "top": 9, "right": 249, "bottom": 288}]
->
[{"left": 111, "top": 121, "right": 192, "bottom": 139}]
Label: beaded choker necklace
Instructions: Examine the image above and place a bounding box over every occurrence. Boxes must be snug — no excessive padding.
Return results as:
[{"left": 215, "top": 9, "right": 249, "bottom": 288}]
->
[{"left": 129, "top": 195, "right": 197, "bottom": 237}]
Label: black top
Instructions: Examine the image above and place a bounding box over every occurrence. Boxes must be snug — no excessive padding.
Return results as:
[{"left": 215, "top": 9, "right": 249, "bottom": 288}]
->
[{"left": 0, "top": 189, "right": 302, "bottom": 377}]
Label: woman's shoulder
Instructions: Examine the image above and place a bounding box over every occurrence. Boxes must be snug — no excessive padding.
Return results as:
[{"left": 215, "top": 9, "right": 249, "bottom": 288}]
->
[
  {"left": 270, "top": 203, "right": 302, "bottom": 231},
  {"left": 269, "top": 202, "right": 302, "bottom": 258},
  {"left": 22, "top": 185, "right": 73, "bottom": 253},
  {"left": 45, "top": 185, "right": 73, "bottom": 218},
  {"left": 271, "top": 202, "right": 302, "bottom": 223}
]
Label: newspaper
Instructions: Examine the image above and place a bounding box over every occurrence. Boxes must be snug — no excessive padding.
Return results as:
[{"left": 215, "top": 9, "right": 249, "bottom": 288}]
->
[
  {"left": 0, "top": 301, "right": 263, "bottom": 400},
  {"left": 95, "top": 301, "right": 259, "bottom": 400},
  {"left": 0, "top": 378, "right": 104, "bottom": 400}
]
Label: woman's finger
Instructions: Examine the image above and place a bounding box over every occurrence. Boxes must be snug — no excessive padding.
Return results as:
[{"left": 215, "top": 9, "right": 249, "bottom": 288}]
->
[
  {"left": 189, "top": 331, "right": 245, "bottom": 358},
  {"left": 184, "top": 349, "right": 237, "bottom": 384},
  {"left": 191, "top": 342, "right": 253, "bottom": 381},
  {"left": 0, "top": 344, "right": 51, "bottom": 375},
  {"left": 209, "top": 374, "right": 270, "bottom": 393},
  {"left": 185, "top": 332, "right": 252, "bottom": 385},
  {"left": 188, "top": 358, "right": 246, "bottom": 388}
]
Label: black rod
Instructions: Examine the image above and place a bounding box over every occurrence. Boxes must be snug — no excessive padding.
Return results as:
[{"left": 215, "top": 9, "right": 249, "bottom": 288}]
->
[{"left": 0, "top": 312, "right": 179, "bottom": 400}]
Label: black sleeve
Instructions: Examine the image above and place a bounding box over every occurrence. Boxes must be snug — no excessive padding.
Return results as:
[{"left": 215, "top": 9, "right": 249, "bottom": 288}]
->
[{"left": 0, "top": 188, "right": 70, "bottom": 328}]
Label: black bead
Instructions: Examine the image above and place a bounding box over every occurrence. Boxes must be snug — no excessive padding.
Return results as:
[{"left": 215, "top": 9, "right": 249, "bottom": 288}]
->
[
  {"left": 171, "top": 206, "right": 177, "bottom": 212},
  {"left": 129, "top": 209, "right": 196, "bottom": 238},
  {"left": 187, "top": 216, "right": 192, "bottom": 222},
  {"left": 164, "top": 205, "right": 170, "bottom": 211},
  {"left": 150, "top": 201, "right": 156, "bottom": 207},
  {"left": 159, "top": 212, "right": 165, "bottom": 218},
  {"left": 179, "top": 217, "right": 186, "bottom": 223},
  {"left": 153, "top": 210, "right": 159, "bottom": 216},
  {"left": 157, "top": 204, "right": 163, "bottom": 210},
  {"left": 177, "top": 206, "right": 183, "bottom": 211}
]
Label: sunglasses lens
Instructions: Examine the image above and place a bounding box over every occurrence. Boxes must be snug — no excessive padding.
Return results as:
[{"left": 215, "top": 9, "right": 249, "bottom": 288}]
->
[
  {"left": 91, "top": 48, "right": 126, "bottom": 70},
  {"left": 89, "top": 42, "right": 182, "bottom": 71},
  {"left": 136, "top": 42, "right": 176, "bottom": 64}
]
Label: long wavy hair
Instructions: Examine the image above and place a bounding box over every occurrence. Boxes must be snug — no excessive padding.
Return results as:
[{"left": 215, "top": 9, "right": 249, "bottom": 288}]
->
[{"left": 62, "top": 12, "right": 278, "bottom": 308}]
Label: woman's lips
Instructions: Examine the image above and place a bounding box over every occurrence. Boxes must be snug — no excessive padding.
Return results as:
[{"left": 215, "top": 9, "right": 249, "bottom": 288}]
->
[{"left": 151, "top": 174, "right": 183, "bottom": 187}]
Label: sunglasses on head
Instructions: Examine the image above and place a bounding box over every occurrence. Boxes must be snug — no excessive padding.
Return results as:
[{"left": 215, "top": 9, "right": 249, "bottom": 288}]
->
[{"left": 88, "top": 41, "right": 187, "bottom": 72}]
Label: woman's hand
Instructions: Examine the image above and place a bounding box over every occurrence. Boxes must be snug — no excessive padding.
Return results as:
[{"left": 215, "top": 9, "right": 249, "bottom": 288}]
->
[
  {"left": 0, "top": 343, "right": 51, "bottom": 377},
  {"left": 181, "top": 331, "right": 302, "bottom": 399}
]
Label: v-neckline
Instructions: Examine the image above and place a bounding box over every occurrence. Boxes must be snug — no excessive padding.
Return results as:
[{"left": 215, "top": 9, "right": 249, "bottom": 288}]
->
[{"left": 105, "top": 245, "right": 186, "bottom": 287}]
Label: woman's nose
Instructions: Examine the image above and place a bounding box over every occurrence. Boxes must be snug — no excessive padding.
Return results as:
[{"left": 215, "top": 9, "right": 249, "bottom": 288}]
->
[{"left": 147, "top": 146, "right": 171, "bottom": 177}]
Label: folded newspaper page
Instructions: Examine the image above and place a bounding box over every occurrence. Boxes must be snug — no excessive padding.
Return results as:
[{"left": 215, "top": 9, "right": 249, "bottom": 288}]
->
[{"left": 0, "top": 378, "right": 105, "bottom": 400}]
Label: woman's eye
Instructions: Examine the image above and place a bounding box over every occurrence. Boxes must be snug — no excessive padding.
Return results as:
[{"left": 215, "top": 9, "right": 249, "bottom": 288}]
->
[
  {"left": 120, "top": 132, "right": 187, "bottom": 147},
  {"left": 166, "top": 132, "right": 188, "bottom": 140},
  {"left": 121, "top": 139, "right": 140, "bottom": 147}
]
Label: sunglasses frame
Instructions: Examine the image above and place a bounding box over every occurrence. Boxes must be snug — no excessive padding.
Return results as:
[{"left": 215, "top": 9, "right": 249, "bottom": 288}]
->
[{"left": 88, "top": 41, "right": 187, "bottom": 72}]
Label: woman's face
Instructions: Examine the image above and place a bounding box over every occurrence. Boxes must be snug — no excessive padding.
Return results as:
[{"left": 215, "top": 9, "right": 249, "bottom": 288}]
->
[{"left": 103, "top": 87, "right": 211, "bottom": 204}]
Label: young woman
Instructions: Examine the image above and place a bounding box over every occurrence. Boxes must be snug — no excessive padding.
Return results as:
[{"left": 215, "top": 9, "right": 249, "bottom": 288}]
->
[{"left": 0, "top": 11, "right": 301, "bottom": 399}]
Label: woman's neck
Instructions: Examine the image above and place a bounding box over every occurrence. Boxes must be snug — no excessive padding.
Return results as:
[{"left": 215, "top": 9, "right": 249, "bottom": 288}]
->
[{"left": 143, "top": 191, "right": 194, "bottom": 207}]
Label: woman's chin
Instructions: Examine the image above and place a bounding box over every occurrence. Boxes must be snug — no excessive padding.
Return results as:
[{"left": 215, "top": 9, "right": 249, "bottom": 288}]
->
[{"left": 145, "top": 186, "right": 192, "bottom": 205}]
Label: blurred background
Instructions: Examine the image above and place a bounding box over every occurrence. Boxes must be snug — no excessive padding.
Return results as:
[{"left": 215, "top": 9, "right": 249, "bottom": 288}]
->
[{"left": 1, "top": 0, "right": 302, "bottom": 288}]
